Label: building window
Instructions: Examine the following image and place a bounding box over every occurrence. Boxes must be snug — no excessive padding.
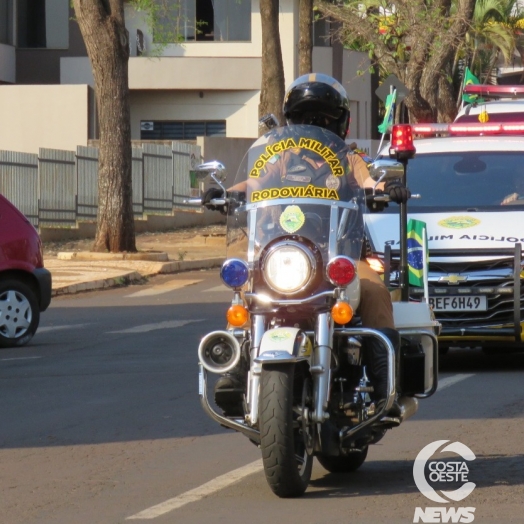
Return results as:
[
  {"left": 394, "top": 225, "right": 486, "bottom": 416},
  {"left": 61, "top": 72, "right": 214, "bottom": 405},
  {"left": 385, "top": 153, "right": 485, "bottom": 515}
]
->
[
  {"left": 0, "top": 0, "right": 14, "bottom": 45},
  {"left": 154, "top": 0, "right": 251, "bottom": 43},
  {"left": 17, "top": 0, "right": 69, "bottom": 48},
  {"left": 140, "top": 120, "right": 226, "bottom": 140},
  {"left": 313, "top": 16, "right": 331, "bottom": 47}
]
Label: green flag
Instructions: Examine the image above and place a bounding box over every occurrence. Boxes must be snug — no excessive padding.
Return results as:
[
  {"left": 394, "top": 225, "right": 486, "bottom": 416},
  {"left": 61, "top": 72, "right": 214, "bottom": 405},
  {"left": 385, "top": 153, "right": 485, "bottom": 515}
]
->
[
  {"left": 407, "top": 219, "right": 428, "bottom": 288},
  {"left": 462, "top": 67, "right": 482, "bottom": 104},
  {"left": 378, "top": 88, "right": 397, "bottom": 134}
]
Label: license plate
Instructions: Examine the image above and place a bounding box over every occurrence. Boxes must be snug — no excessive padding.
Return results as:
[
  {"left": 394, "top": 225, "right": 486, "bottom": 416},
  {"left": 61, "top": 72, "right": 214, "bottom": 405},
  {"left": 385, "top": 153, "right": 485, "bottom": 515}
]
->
[{"left": 429, "top": 296, "right": 487, "bottom": 312}]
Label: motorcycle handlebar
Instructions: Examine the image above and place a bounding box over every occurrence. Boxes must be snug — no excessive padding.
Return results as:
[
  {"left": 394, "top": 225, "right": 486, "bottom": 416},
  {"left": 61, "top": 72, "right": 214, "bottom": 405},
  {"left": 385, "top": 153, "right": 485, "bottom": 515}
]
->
[
  {"left": 183, "top": 197, "right": 228, "bottom": 206},
  {"left": 368, "top": 193, "right": 421, "bottom": 202}
]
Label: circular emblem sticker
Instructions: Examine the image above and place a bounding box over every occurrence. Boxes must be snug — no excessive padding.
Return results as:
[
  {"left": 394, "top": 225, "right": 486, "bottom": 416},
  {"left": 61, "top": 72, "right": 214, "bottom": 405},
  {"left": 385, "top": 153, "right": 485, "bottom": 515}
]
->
[
  {"left": 326, "top": 174, "right": 341, "bottom": 190},
  {"left": 438, "top": 216, "right": 480, "bottom": 229},
  {"left": 270, "top": 330, "right": 292, "bottom": 342},
  {"left": 280, "top": 205, "right": 305, "bottom": 234}
]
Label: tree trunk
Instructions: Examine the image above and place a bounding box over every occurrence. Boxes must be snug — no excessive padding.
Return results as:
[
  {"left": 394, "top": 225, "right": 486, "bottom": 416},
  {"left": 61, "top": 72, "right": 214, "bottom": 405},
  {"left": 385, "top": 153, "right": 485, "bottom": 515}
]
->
[
  {"left": 73, "top": 0, "right": 136, "bottom": 253},
  {"left": 259, "top": 0, "right": 285, "bottom": 130},
  {"left": 298, "top": 0, "right": 313, "bottom": 76},
  {"left": 420, "top": 0, "right": 476, "bottom": 122}
]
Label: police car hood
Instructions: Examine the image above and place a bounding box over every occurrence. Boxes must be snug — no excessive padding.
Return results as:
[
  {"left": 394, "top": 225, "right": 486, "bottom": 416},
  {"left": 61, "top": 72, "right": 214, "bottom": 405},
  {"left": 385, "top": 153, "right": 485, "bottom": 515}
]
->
[{"left": 366, "top": 210, "right": 522, "bottom": 260}]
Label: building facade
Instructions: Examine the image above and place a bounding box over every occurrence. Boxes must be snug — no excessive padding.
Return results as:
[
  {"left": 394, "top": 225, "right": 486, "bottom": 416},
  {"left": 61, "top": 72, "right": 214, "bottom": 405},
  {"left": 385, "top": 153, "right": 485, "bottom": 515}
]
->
[{"left": 0, "top": 0, "right": 376, "bottom": 154}]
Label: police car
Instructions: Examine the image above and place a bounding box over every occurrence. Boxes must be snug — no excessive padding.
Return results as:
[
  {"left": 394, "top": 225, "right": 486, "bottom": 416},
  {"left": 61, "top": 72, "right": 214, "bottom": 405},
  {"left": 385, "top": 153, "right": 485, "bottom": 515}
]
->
[
  {"left": 366, "top": 117, "right": 524, "bottom": 352},
  {"left": 455, "top": 84, "right": 524, "bottom": 123}
]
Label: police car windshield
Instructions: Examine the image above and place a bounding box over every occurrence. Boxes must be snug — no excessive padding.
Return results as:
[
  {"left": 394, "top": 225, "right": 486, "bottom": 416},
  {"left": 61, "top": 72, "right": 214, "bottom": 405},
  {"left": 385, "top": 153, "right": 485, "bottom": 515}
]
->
[{"left": 383, "top": 151, "right": 524, "bottom": 211}]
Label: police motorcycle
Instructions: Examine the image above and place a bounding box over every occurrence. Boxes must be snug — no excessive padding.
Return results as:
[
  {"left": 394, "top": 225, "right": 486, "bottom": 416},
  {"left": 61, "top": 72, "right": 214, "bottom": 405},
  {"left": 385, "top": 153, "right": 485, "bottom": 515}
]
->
[{"left": 191, "top": 123, "right": 439, "bottom": 498}]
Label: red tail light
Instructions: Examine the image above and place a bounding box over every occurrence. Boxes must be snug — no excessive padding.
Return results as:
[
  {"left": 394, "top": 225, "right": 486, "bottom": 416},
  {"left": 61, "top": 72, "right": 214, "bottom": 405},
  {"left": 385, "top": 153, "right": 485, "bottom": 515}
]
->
[
  {"left": 326, "top": 256, "right": 356, "bottom": 286},
  {"left": 389, "top": 124, "right": 416, "bottom": 160}
]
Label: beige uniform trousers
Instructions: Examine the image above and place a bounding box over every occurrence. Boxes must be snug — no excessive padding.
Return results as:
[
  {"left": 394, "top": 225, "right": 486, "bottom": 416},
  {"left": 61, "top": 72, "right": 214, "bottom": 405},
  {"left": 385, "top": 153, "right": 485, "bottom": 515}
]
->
[{"left": 357, "top": 261, "right": 395, "bottom": 330}]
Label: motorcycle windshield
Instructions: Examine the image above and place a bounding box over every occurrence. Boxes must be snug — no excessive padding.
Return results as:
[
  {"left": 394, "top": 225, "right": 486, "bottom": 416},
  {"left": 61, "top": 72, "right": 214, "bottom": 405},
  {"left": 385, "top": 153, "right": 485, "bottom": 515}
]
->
[{"left": 225, "top": 125, "right": 365, "bottom": 269}]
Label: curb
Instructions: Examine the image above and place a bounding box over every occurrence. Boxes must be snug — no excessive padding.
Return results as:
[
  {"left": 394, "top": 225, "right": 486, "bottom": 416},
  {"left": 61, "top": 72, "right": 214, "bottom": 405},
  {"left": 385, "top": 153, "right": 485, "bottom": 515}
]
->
[
  {"left": 52, "top": 271, "right": 144, "bottom": 297},
  {"left": 57, "top": 251, "right": 169, "bottom": 262},
  {"left": 50, "top": 257, "right": 225, "bottom": 296}
]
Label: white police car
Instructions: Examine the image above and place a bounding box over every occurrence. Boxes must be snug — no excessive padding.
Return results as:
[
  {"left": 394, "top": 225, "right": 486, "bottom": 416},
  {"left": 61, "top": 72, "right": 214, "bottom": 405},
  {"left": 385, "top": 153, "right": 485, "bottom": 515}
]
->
[
  {"left": 455, "top": 84, "right": 524, "bottom": 123},
  {"left": 366, "top": 120, "right": 524, "bottom": 352}
]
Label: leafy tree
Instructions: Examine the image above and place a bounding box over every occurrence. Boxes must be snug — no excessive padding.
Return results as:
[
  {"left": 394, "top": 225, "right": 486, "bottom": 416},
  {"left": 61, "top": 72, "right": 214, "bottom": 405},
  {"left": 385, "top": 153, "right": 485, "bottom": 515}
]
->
[
  {"left": 462, "top": 0, "right": 521, "bottom": 82},
  {"left": 72, "top": 0, "right": 136, "bottom": 253},
  {"left": 317, "top": 0, "right": 477, "bottom": 123}
]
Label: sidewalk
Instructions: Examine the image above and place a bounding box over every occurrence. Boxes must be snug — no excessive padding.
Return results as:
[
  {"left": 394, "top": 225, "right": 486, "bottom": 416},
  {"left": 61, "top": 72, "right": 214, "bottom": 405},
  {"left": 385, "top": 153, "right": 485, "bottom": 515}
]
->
[{"left": 44, "top": 225, "right": 227, "bottom": 296}]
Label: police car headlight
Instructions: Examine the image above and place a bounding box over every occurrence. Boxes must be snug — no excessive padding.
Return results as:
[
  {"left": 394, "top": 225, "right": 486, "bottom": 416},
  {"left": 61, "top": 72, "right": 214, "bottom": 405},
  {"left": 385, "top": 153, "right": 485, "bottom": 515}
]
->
[{"left": 263, "top": 242, "right": 314, "bottom": 294}]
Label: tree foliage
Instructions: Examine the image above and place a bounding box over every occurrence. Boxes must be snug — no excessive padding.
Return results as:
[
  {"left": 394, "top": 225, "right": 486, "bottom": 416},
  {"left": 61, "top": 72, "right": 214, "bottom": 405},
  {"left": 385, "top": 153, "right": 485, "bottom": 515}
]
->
[{"left": 317, "top": 0, "right": 478, "bottom": 123}]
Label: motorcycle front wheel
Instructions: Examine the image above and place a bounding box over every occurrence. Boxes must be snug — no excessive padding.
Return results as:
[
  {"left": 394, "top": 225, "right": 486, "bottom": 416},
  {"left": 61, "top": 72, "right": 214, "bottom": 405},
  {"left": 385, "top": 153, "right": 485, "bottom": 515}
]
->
[{"left": 259, "top": 363, "right": 313, "bottom": 498}]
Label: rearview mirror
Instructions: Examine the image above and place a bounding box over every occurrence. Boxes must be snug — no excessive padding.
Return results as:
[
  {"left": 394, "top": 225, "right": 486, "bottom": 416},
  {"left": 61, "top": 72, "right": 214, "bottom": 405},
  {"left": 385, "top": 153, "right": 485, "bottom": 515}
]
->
[
  {"left": 195, "top": 160, "right": 227, "bottom": 193},
  {"left": 194, "top": 161, "right": 227, "bottom": 182},
  {"left": 368, "top": 160, "right": 405, "bottom": 183}
]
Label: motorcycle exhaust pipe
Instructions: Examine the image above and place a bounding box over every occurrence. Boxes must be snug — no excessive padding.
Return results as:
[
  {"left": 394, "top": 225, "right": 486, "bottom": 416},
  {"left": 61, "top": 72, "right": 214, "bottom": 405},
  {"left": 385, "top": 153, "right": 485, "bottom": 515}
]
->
[
  {"left": 198, "top": 331, "right": 241, "bottom": 374},
  {"left": 397, "top": 396, "right": 419, "bottom": 422}
]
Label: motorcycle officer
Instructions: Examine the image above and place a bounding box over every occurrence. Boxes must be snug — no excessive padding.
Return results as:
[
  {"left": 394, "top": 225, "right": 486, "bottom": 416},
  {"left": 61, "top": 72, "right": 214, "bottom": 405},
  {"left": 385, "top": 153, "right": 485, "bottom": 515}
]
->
[{"left": 203, "top": 73, "right": 410, "bottom": 417}]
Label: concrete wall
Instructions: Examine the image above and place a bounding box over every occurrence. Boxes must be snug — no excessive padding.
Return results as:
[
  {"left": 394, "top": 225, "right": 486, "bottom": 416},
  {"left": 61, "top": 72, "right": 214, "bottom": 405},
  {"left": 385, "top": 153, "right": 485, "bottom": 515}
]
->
[
  {"left": 197, "top": 136, "right": 255, "bottom": 180},
  {"left": 342, "top": 51, "right": 373, "bottom": 141},
  {"left": 39, "top": 211, "right": 224, "bottom": 242},
  {"left": 130, "top": 89, "right": 260, "bottom": 139},
  {"left": 0, "top": 85, "right": 91, "bottom": 154}
]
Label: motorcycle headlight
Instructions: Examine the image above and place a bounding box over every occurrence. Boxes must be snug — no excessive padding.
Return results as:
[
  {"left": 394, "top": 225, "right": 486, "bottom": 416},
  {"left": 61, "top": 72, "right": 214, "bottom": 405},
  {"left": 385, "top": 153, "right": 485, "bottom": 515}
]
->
[{"left": 263, "top": 241, "right": 314, "bottom": 294}]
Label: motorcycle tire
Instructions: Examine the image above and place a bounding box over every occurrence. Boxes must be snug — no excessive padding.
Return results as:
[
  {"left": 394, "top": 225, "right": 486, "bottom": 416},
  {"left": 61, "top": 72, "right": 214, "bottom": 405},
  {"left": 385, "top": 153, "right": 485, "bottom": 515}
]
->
[
  {"left": 259, "top": 363, "right": 313, "bottom": 498},
  {"left": 317, "top": 446, "right": 368, "bottom": 473}
]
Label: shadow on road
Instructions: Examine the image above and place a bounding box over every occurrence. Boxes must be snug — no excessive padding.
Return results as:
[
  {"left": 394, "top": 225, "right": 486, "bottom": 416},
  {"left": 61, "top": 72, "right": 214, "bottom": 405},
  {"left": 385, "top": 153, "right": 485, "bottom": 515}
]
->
[
  {"left": 2, "top": 299, "right": 524, "bottom": 449},
  {"left": 307, "top": 453, "right": 524, "bottom": 498}
]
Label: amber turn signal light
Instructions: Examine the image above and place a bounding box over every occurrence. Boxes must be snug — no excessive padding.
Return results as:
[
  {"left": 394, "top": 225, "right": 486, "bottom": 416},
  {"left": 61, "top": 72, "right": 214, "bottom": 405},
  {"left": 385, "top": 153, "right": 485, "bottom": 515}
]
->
[
  {"left": 331, "top": 301, "right": 353, "bottom": 325},
  {"left": 227, "top": 304, "right": 249, "bottom": 327}
]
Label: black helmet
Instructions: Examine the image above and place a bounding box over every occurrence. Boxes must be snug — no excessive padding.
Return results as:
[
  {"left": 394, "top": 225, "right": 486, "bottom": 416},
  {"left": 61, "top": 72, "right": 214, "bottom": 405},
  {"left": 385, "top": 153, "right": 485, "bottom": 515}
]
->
[{"left": 283, "top": 73, "right": 350, "bottom": 139}]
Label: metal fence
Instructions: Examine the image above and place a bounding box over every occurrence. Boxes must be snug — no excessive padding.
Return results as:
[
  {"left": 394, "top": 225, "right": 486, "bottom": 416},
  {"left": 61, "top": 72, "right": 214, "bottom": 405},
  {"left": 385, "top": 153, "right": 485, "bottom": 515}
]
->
[{"left": 0, "top": 142, "right": 202, "bottom": 229}]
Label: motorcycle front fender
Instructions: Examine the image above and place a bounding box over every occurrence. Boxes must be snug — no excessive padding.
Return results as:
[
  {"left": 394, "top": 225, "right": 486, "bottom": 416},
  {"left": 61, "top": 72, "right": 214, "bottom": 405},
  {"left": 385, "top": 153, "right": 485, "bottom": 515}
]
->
[
  {"left": 254, "top": 327, "right": 312, "bottom": 365},
  {"left": 248, "top": 327, "right": 312, "bottom": 426}
]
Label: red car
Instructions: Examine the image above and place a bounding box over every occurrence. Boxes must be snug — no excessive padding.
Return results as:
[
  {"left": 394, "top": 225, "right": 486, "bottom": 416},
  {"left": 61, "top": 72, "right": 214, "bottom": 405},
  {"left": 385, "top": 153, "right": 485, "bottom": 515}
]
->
[{"left": 0, "top": 194, "right": 51, "bottom": 347}]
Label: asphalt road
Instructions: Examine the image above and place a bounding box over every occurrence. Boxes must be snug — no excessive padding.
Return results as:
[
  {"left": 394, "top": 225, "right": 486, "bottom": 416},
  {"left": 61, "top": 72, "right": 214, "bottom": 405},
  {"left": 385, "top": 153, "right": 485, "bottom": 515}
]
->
[{"left": 1, "top": 270, "right": 523, "bottom": 524}]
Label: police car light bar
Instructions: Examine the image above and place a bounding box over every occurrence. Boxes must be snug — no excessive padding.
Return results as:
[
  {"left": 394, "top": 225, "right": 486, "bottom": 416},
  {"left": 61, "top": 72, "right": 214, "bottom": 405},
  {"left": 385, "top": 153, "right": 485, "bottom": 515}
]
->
[
  {"left": 463, "top": 84, "right": 524, "bottom": 99},
  {"left": 411, "top": 121, "right": 524, "bottom": 136}
]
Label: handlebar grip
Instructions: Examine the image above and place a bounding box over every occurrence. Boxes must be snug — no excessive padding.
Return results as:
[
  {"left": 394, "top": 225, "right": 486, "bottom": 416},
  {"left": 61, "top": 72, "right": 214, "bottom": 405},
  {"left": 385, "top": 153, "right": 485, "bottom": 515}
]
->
[{"left": 183, "top": 198, "right": 203, "bottom": 205}]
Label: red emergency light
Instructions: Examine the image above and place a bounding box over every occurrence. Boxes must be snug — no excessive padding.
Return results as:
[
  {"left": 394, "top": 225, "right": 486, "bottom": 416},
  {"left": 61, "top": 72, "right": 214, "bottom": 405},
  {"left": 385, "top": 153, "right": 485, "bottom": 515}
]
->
[
  {"left": 389, "top": 124, "right": 416, "bottom": 160},
  {"left": 463, "top": 85, "right": 524, "bottom": 99}
]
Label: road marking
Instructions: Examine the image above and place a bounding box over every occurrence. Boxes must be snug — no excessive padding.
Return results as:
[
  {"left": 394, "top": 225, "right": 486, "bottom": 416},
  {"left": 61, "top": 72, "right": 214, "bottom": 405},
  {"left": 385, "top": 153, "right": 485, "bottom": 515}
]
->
[
  {"left": 125, "top": 279, "right": 202, "bottom": 298},
  {"left": 108, "top": 319, "right": 202, "bottom": 334},
  {"left": 205, "top": 285, "right": 229, "bottom": 292},
  {"left": 127, "top": 459, "right": 263, "bottom": 520},
  {"left": 438, "top": 374, "right": 475, "bottom": 391},
  {"left": 125, "top": 374, "right": 473, "bottom": 520},
  {"left": 0, "top": 356, "right": 42, "bottom": 361},
  {"left": 38, "top": 324, "right": 89, "bottom": 333}
]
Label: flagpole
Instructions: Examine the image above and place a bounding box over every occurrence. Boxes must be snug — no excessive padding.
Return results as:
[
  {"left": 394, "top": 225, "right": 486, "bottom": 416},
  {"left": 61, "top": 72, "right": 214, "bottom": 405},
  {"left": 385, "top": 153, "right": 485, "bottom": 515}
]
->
[
  {"left": 375, "top": 87, "right": 396, "bottom": 159},
  {"left": 423, "top": 227, "right": 429, "bottom": 302}
]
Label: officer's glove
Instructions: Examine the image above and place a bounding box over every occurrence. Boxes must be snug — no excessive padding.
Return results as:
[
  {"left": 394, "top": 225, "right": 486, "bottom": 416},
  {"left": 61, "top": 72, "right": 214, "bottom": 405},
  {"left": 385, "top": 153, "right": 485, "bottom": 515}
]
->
[
  {"left": 364, "top": 187, "right": 387, "bottom": 212},
  {"left": 201, "top": 187, "right": 227, "bottom": 215},
  {"left": 385, "top": 180, "right": 411, "bottom": 204}
]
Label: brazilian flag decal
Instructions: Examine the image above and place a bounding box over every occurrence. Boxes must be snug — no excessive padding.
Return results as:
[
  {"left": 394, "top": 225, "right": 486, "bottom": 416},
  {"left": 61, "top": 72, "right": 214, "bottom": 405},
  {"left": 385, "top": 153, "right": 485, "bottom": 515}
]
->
[{"left": 407, "top": 219, "right": 428, "bottom": 287}]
